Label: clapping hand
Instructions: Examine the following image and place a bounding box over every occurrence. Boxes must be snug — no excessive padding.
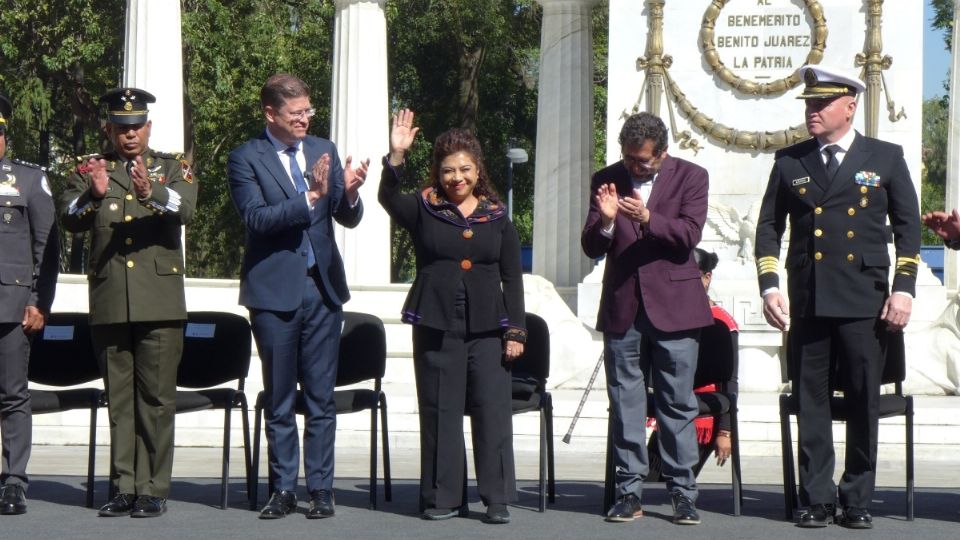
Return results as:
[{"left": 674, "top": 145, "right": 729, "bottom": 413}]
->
[
  {"left": 343, "top": 155, "right": 370, "bottom": 204},
  {"left": 389, "top": 108, "right": 419, "bottom": 166},
  {"left": 129, "top": 156, "right": 152, "bottom": 199},
  {"left": 308, "top": 153, "right": 331, "bottom": 202},
  {"left": 595, "top": 183, "right": 619, "bottom": 228},
  {"left": 86, "top": 157, "right": 110, "bottom": 199},
  {"left": 618, "top": 188, "right": 650, "bottom": 225}
]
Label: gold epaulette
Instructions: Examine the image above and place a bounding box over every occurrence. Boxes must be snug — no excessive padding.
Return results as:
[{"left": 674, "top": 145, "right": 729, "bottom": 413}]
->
[{"left": 756, "top": 255, "right": 779, "bottom": 276}]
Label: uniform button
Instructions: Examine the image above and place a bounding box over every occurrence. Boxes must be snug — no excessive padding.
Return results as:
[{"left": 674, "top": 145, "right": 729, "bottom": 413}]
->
[
  {"left": 799, "top": 187, "right": 806, "bottom": 195},
  {"left": 462, "top": 229, "right": 474, "bottom": 239},
  {"left": 848, "top": 208, "right": 856, "bottom": 216},
  {"left": 814, "top": 252, "right": 823, "bottom": 261},
  {"left": 814, "top": 228, "right": 823, "bottom": 237},
  {"left": 847, "top": 253, "right": 855, "bottom": 262},
  {"left": 460, "top": 259, "right": 472, "bottom": 271},
  {"left": 4, "top": 201, "right": 9, "bottom": 206},
  {"left": 172, "top": 267, "right": 179, "bottom": 273},
  {"left": 847, "top": 230, "right": 855, "bottom": 239},
  {"left": 814, "top": 207, "right": 823, "bottom": 215},
  {"left": 125, "top": 193, "right": 134, "bottom": 201},
  {"left": 860, "top": 197, "right": 868, "bottom": 208},
  {"left": 125, "top": 237, "right": 133, "bottom": 246},
  {"left": 126, "top": 261, "right": 135, "bottom": 268},
  {"left": 14, "top": 278, "right": 20, "bottom": 284},
  {"left": 124, "top": 215, "right": 133, "bottom": 222},
  {"left": 860, "top": 186, "right": 868, "bottom": 194}
]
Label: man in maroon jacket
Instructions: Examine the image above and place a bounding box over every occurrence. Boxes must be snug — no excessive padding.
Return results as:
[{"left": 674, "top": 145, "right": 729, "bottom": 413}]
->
[{"left": 582, "top": 112, "right": 712, "bottom": 526}]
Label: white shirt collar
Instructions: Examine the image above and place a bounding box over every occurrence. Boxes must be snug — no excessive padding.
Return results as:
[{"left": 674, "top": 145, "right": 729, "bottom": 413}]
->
[
  {"left": 817, "top": 128, "right": 856, "bottom": 154},
  {"left": 265, "top": 128, "right": 301, "bottom": 154}
]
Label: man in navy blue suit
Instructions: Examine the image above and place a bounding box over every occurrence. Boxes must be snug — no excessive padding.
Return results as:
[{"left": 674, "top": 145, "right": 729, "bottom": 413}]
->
[{"left": 228, "top": 73, "right": 367, "bottom": 520}]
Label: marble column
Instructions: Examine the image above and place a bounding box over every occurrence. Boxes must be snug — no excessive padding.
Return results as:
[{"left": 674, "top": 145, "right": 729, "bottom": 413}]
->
[
  {"left": 330, "top": 0, "right": 391, "bottom": 285},
  {"left": 533, "top": 0, "right": 599, "bottom": 292},
  {"left": 123, "top": 0, "right": 184, "bottom": 153},
  {"left": 944, "top": 0, "right": 960, "bottom": 292},
  {"left": 123, "top": 0, "right": 187, "bottom": 258}
]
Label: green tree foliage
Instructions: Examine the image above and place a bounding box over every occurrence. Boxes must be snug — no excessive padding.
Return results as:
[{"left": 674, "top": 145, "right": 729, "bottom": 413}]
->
[
  {"left": 0, "top": 0, "right": 126, "bottom": 270},
  {"left": 925, "top": 1, "right": 953, "bottom": 246},
  {"left": 181, "top": 0, "right": 336, "bottom": 278},
  {"left": 931, "top": 0, "right": 954, "bottom": 49},
  {"left": 922, "top": 97, "right": 949, "bottom": 245},
  {"left": 384, "top": 0, "right": 543, "bottom": 281},
  {"left": 2, "top": 0, "right": 610, "bottom": 280}
]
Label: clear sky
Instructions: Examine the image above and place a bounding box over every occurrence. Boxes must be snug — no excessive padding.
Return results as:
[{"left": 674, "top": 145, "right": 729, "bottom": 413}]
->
[{"left": 925, "top": 0, "right": 951, "bottom": 99}]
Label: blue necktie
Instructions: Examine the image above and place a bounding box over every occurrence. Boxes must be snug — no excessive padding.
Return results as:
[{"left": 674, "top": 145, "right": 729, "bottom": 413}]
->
[{"left": 285, "top": 146, "right": 316, "bottom": 269}]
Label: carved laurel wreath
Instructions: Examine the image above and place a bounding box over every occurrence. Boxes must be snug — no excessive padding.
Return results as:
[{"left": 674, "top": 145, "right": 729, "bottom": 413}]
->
[
  {"left": 700, "top": 0, "right": 827, "bottom": 96},
  {"left": 637, "top": 0, "right": 829, "bottom": 151}
]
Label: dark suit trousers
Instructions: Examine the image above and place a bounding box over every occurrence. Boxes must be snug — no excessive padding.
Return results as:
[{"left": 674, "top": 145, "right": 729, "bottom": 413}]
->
[
  {"left": 791, "top": 317, "right": 883, "bottom": 508},
  {"left": 411, "top": 299, "right": 516, "bottom": 509},
  {"left": 92, "top": 321, "right": 183, "bottom": 497},
  {"left": 0, "top": 323, "right": 30, "bottom": 488},
  {"left": 251, "top": 273, "right": 341, "bottom": 493}
]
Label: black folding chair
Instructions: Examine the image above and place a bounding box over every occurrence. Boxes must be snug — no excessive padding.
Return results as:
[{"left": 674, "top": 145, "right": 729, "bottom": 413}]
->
[
  {"left": 174, "top": 311, "right": 253, "bottom": 510},
  {"left": 603, "top": 317, "right": 742, "bottom": 515},
  {"left": 509, "top": 312, "right": 556, "bottom": 512},
  {"left": 28, "top": 312, "right": 105, "bottom": 508},
  {"left": 779, "top": 331, "right": 913, "bottom": 520},
  {"left": 251, "top": 311, "right": 392, "bottom": 510}
]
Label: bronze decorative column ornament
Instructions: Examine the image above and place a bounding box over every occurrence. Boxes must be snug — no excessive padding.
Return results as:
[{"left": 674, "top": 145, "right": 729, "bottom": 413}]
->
[{"left": 855, "top": 0, "right": 905, "bottom": 138}]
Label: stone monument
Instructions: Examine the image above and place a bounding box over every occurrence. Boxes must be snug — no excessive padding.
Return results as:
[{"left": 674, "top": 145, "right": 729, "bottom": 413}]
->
[{"left": 585, "top": 0, "right": 943, "bottom": 392}]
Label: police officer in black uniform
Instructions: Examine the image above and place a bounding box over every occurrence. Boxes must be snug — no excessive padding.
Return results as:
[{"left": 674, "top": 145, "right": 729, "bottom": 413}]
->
[
  {"left": 755, "top": 65, "right": 920, "bottom": 529},
  {"left": 0, "top": 92, "right": 59, "bottom": 515}
]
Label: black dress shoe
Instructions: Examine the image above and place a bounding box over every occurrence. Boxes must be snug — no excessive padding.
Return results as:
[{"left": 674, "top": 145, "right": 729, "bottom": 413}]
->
[
  {"left": 421, "top": 505, "right": 469, "bottom": 520},
  {"left": 798, "top": 503, "right": 836, "bottom": 528},
  {"left": 99, "top": 493, "right": 137, "bottom": 517},
  {"left": 259, "top": 490, "right": 297, "bottom": 519},
  {"left": 670, "top": 492, "right": 701, "bottom": 525},
  {"left": 306, "top": 489, "right": 335, "bottom": 519},
  {"left": 0, "top": 484, "right": 27, "bottom": 515},
  {"left": 838, "top": 506, "right": 873, "bottom": 529},
  {"left": 605, "top": 493, "right": 643, "bottom": 522},
  {"left": 130, "top": 495, "right": 166, "bottom": 518},
  {"left": 482, "top": 503, "right": 510, "bottom": 524}
]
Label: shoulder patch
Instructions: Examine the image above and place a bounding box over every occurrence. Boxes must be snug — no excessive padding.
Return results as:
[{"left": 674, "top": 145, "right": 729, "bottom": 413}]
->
[
  {"left": 10, "top": 158, "right": 46, "bottom": 172},
  {"left": 181, "top": 159, "right": 194, "bottom": 183}
]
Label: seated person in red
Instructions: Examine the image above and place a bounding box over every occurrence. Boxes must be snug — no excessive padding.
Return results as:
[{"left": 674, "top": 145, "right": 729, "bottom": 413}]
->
[{"left": 647, "top": 247, "right": 738, "bottom": 479}]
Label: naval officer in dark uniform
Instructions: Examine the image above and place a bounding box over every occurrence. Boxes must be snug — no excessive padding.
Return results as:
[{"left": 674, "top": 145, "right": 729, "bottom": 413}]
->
[
  {"left": 755, "top": 65, "right": 920, "bottom": 529},
  {"left": 0, "top": 92, "right": 59, "bottom": 516},
  {"left": 60, "top": 88, "right": 198, "bottom": 518}
]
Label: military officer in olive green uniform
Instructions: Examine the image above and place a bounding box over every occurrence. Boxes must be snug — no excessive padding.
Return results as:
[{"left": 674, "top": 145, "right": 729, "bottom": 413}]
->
[
  {"left": 0, "top": 92, "right": 59, "bottom": 516},
  {"left": 60, "top": 88, "right": 197, "bottom": 518}
]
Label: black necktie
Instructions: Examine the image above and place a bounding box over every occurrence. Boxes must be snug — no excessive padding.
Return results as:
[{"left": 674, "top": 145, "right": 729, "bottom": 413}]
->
[{"left": 823, "top": 144, "right": 841, "bottom": 180}]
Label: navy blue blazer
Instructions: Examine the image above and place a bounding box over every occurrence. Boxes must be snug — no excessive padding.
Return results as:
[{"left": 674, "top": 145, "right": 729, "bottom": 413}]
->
[
  {"left": 755, "top": 132, "right": 920, "bottom": 318},
  {"left": 228, "top": 133, "right": 362, "bottom": 312}
]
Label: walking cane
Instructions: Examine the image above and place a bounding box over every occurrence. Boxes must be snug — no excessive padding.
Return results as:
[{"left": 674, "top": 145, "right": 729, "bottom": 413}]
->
[{"left": 561, "top": 350, "right": 605, "bottom": 444}]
